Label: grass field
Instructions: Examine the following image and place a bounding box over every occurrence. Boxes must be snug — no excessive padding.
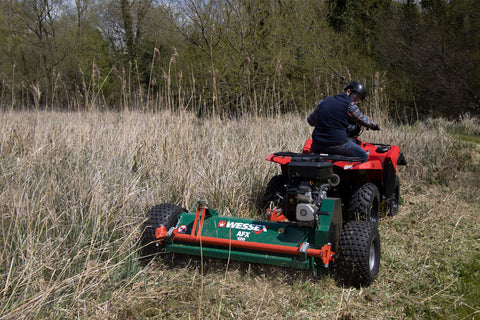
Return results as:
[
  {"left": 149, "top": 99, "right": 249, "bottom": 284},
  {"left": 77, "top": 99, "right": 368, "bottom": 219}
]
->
[{"left": 0, "top": 110, "right": 479, "bottom": 319}]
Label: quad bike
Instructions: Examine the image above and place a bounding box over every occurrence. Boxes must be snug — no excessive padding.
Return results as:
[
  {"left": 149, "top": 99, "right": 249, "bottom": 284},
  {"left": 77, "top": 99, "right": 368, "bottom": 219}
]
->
[
  {"left": 140, "top": 124, "right": 405, "bottom": 288},
  {"left": 264, "top": 124, "right": 406, "bottom": 225}
]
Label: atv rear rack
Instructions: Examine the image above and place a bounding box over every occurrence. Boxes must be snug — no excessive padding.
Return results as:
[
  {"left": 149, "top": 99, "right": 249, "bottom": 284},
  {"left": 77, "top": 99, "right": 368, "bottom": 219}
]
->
[{"left": 270, "top": 151, "right": 366, "bottom": 163}]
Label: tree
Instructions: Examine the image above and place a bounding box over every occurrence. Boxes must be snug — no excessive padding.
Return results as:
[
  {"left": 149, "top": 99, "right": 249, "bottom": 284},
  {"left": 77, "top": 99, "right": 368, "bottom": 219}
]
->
[
  {"left": 373, "top": 0, "right": 480, "bottom": 118},
  {"left": 2, "top": 0, "right": 71, "bottom": 107}
]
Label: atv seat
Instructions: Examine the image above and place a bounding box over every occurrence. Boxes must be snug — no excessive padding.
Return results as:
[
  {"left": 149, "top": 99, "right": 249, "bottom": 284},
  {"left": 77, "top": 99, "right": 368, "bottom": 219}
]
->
[{"left": 301, "top": 139, "right": 366, "bottom": 163}]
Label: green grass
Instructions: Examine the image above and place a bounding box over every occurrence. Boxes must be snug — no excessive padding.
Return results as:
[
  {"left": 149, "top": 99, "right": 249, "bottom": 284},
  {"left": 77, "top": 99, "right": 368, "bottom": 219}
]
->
[{"left": 0, "top": 110, "right": 478, "bottom": 319}]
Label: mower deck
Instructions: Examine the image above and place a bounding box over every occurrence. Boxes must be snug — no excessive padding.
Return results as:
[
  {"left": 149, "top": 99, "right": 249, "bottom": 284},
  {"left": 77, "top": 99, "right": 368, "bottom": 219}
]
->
[{"left": 154, "top": 200, "right": 341, "bottom": 270}]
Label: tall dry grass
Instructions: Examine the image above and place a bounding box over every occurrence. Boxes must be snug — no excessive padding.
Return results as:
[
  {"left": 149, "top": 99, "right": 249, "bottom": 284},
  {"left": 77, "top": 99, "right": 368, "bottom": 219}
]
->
[{"left": 0, "top": 109, "right": 478, "bottom": 319}]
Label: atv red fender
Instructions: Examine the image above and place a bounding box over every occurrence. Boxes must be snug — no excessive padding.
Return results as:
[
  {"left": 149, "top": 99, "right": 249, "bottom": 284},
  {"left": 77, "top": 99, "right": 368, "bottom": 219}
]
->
[{"left": 267, "top": 138, "right": 404, "bottom": 174}]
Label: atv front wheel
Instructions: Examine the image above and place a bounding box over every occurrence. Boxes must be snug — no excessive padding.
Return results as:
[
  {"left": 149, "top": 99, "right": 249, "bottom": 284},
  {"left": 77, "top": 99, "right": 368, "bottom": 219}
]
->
[
  {"left": 140, "top": 203, "right": 185, "bottom": 259},
  {"left": 333, "top": 221, "right": 381, "bottom": 288},
  {"left": 348, "top": 183, "right": 380, "bottom": 224}
]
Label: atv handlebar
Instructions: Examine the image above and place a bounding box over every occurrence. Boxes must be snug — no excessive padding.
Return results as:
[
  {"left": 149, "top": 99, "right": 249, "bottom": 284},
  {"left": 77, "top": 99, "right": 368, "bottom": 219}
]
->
[{"left": 347, "top": 123, "right": 380, "bottom": 138}]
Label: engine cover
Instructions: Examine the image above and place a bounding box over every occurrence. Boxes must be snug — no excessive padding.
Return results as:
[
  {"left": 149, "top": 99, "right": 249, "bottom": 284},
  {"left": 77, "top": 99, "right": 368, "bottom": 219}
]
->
[{"left": 296, "top": 203, "right": 316, "bottom": 222}]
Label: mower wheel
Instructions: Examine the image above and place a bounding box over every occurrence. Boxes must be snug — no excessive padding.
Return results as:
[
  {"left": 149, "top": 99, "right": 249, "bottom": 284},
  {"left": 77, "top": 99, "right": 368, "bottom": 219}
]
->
[
  {"left": 333, "top": 221, "right": 380, "bottom": 288},
  {"left": 385, "top": 176, "right": 400, "bottom": 216},
  {"left": 263, "top": 174, "right": 287, "bottom": 209},
  {"left": 140, "top": 203, "right": 185, "bottom": 260},
  {"left": 348, "top": 183, "right": 380, "bottom": 224}
]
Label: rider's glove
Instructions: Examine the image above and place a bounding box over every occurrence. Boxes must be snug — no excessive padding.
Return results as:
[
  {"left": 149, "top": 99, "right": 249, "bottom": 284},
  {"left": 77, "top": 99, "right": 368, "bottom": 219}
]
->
[{"left": 371, "top": 124, "right": 380, "bottom": 131}]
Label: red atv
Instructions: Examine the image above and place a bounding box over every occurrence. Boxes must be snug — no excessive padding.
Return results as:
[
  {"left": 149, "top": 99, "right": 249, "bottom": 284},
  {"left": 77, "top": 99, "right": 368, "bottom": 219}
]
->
[{"left": 264, "top": 125, "right": 406, "bottom": 225}]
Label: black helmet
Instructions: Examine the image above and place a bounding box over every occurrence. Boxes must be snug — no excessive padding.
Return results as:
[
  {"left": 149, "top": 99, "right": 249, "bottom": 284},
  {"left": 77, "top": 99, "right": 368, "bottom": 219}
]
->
[{"left": 344, "top": 81, "right": 367, "bottom": 99}]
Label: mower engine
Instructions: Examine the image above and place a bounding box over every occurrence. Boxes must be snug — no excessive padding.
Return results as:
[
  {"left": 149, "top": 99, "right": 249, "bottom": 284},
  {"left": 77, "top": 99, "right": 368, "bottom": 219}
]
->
[
  {"left": 288, "top": 180, "right": 328, "bottom": 224},
  {"left": 285, "top": 159, "right": 336, "bottom": 226}
]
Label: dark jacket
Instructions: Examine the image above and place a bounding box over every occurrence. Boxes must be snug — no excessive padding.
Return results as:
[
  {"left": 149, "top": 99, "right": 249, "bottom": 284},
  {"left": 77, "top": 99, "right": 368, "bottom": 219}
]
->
[
  {"left": 308, "top": 92, "right": 378, "bottom": 147},
  {"left": 307, "top": 92, "right": 352, "bottom": 146}
]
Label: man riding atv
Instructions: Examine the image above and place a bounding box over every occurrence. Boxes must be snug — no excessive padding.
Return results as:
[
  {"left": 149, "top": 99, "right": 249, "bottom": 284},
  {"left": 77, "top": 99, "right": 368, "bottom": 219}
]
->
[{"left": 307, "top": 81, "right": 379, "bottom": 161}]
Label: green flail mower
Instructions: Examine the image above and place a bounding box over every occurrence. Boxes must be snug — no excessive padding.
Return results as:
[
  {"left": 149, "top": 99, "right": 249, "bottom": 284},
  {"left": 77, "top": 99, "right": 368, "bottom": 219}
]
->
[{"left": 140, "top": 149, "right": 388, "bottom": 287}]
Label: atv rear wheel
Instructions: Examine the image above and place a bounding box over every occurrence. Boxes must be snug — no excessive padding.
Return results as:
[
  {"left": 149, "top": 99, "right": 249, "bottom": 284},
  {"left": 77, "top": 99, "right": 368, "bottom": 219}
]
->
[
  {"left": 263, "top": 174, "right": 287, "bottom": 209},
  {"left": 140, "top": 203, "right": 185, "bottom": 259},
  {"left": 385, "top": 176, "right": 400, "bottom": 216},
  {"left": 348, "top": 183, "right": 380, "bottom": 224},
  {"left": 333, "top": 221, "right": 381, "bottom": 288}
]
